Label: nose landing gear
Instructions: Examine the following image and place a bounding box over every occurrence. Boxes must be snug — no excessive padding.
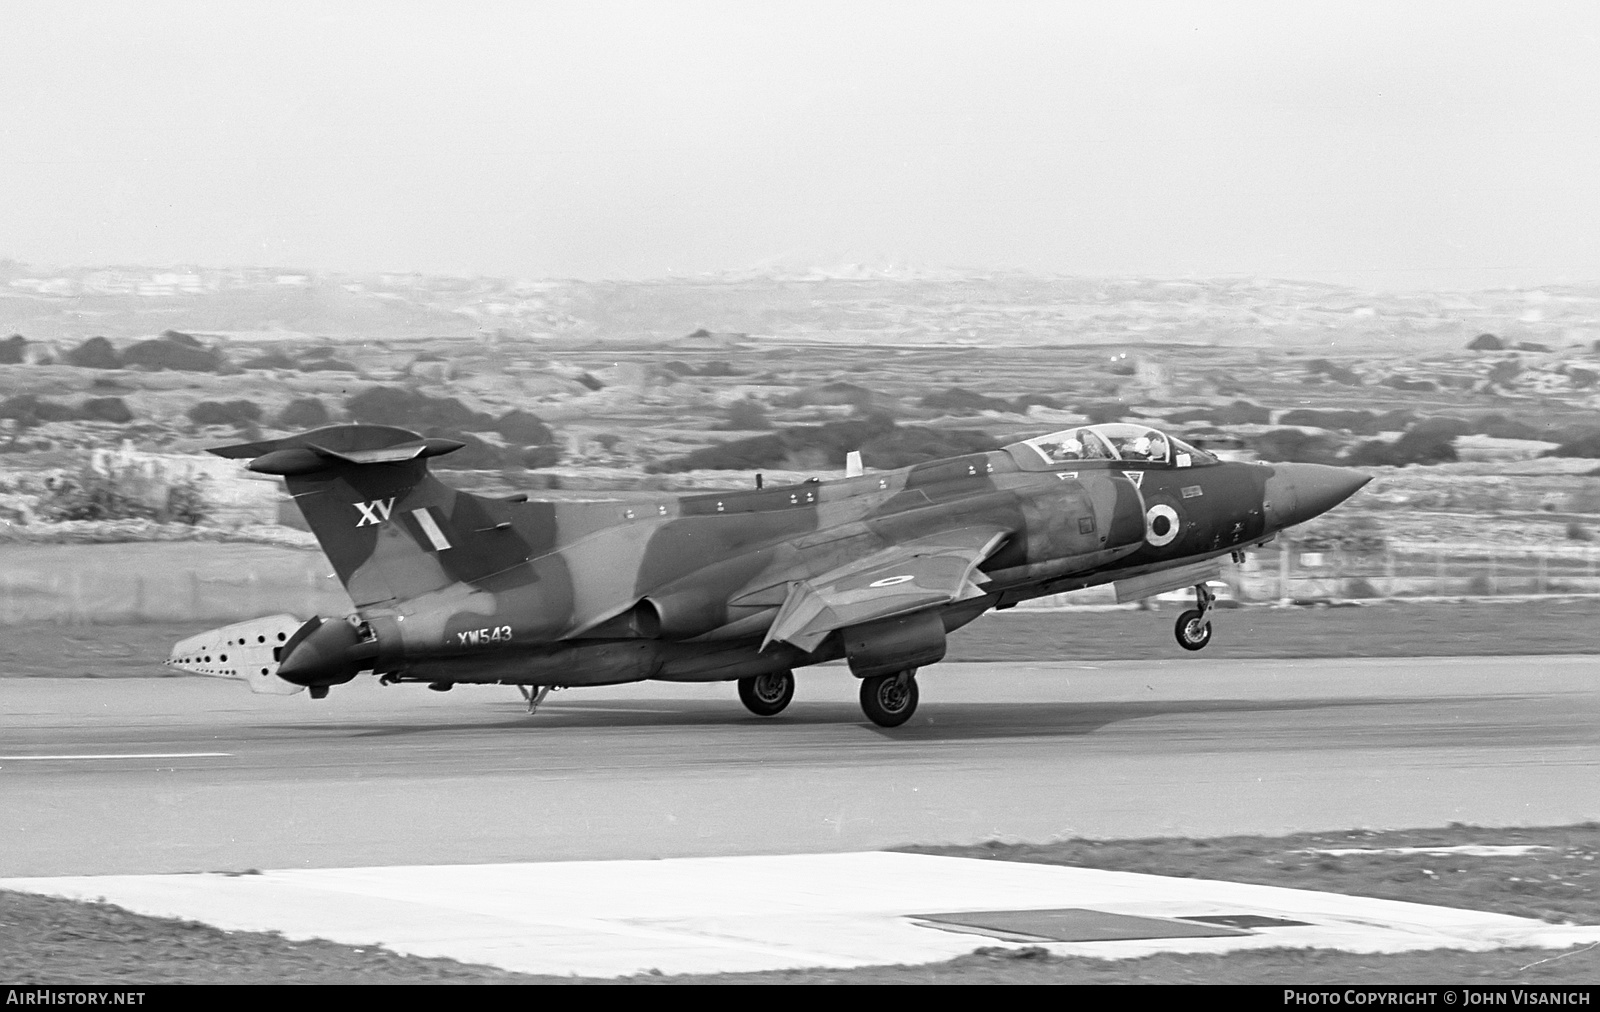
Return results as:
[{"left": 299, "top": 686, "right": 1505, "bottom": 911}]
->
[{"left": 1174, "top": 582, "right": 1215, "bottom": 651}]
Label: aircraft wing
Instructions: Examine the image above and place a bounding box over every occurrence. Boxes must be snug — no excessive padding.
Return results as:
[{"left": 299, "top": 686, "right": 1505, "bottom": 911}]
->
[{"left": 760, "top": 525, "right": 1010, "bottom": 653}]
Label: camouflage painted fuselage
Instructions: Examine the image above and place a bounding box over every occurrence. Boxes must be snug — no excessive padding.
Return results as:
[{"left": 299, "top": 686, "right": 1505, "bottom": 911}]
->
[{"left": 222, "top": 424, "right": 1362, "bottom": 689}]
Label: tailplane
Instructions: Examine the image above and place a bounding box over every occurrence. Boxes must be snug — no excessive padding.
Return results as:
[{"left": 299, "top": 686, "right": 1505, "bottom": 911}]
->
[{"left": 211, "top": 425, "right": 544, "bottom": 610}]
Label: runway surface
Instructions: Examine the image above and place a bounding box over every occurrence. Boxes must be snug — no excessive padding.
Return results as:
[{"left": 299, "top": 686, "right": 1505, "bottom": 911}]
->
[{"left": 4, "top": 656, "right": 1599, "bottom": 878}]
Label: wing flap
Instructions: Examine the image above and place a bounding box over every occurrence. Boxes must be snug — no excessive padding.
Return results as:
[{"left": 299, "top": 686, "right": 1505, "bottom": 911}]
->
[{"left": 762, "top": 526, "right": 1008, "bottom": 653}]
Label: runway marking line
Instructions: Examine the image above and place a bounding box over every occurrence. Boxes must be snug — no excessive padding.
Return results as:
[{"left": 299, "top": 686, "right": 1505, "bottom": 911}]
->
[{"left": 0, "top": 752, "right": 234, "bottom": 760}]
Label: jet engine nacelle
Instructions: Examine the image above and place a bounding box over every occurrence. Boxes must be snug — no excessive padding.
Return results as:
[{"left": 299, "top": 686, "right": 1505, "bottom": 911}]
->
[{"left": 842, "top": 609, "right": 947, "bottom": 678}]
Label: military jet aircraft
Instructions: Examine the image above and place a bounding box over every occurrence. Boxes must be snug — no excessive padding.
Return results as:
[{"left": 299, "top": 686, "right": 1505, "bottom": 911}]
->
[{"left": 169, "top": 422, "right": 1368, "bottom": 727}]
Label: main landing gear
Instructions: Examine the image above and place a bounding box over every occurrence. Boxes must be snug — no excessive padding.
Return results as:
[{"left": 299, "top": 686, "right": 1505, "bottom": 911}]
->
[
  {"left": 860, "top": 669, "right": 919, "bottom": 728},
  {"left": 1174, "top": 582, "right": 1215, "bottom": 652},
  {"left": 738, "top": 670, "right": 795, "bottom": 716}
]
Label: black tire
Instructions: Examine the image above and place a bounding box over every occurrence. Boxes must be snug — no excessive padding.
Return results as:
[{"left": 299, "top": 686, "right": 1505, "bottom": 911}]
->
[
  {"left": 1175, "top": 609, "right": 1212, "bottom": 651},
  {"left": 859, "top": 670, "right": 919, "bottom": 728},
  {"left": 738, "top": 670, "right": 795, "bottom": 716}
]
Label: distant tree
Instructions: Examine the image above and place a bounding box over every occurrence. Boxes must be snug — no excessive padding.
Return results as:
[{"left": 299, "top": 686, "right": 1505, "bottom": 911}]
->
[
  {"left": 38, "top": 472, "right": 156, "bottom": 522},
  {"left": 0, "top": 395, "right": 76, "bottom": 425},
  {"left": 345, "top": 386, "right": 495, "bottom": 431},
  {"left": 520, "top": 445, "right": 562, "bottom": 469},
  {"left": 78, "top": 397, "right": 133, "bottom": 424},
  {"left": 1304, "top": 359, "right": 1362, "bottom": 385},
  {"left": 160, "top": 329, "right": 203, "bottom": 348},
  {"left": 1079, "top": 401, "right": 1126, "bottom": 425},
  {"left": 1545, "top": 431, "right": 1600, "bottom": 458},
  {"left": 1209, "top": 401, "right": 1272, "bottom": 426},
  {"left": 720, "top": 398, "right": 771, "bottom": 430},
  {"left": 1475, "top": 414, "right": 1541, "bottom": 441},
  {"left": 241, "top": 350, "right": 299, "bottom": 370},
  {"left": 66, "top": 336, "right": 122, "bottom": 370},
  {"left": 1247, "top": 428, "right": 1343, "bottom": 465},
  {"left": 1373, "top": 409, "right": 1418, "bottom": 431},
  {"left": 187, "top": 400, "right": 262, "bottom": 427},
  {"left": 1468, "top": 333, "right": 1504, "bottom": 351},
  {"left": 1408, "top": 416, "right": 1474, "bottom": 438},
  {"left": 1346, "top": 431, "right": 1457, "bottom": 467},
  {"left": 122, "top": 339, "right": 221, "bottom": 372},
  {"left": 1486, "top": 359, "right": 1523, "bottom": 386},
  {"left": 647, "top": 435, "right": 789, "bottom": 473},
  {"left": 1390, "top": 430, "right": 1458, "bottom": 465},
  {"left": 1277, "top": 409, "right": 1377, "bottom": 434},
  {"left": 276, "top": 397, "right": 330, "bottom": 430},
  {"left": 699, "top": 360, "right": 738, "bottom": 377},
  {"left": 920, "top": 388, "right": 1014, "bottom": 414},
  {"left": 859, "top": 427, "right": 997, "bottom": 469},
  {"left": 805, "top": 413, "right": 897, "bottom": 463},
  {"left": 494, "top": 409, "right": 555, "bottom": 445},
  {"left": 0, "top": 334, "right": 26, "bottom": 365},
  {"left": 779, "top": 381, "right": 882, "bottom": 410}
]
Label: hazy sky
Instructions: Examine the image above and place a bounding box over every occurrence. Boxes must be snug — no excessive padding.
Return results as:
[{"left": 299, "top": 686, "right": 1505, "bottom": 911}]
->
[{"left": 4, "top": 1, "right": 1599, "bottom": 288}]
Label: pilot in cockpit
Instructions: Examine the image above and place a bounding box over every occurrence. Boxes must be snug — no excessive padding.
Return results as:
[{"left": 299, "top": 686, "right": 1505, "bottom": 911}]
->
[
  {"left": 1128, "top": 432, "right": 1168, "bottom": 462},
  {"left": 1044, "top": 435, "right": 1084, "bottom": 462}
]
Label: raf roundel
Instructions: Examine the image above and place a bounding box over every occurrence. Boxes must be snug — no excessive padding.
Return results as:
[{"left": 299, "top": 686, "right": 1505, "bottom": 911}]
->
[
  {"left": 1145, "top": 503, "right": 1181, "bottom": 547},
  {"left": 867, "top": 574, "right": 917, "bottom": 588}
]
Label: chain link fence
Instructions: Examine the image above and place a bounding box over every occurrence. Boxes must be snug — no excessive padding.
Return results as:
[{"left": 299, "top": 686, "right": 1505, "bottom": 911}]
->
[{"left": 1017, "top": 541, "right": 1600, "bottom": 609}]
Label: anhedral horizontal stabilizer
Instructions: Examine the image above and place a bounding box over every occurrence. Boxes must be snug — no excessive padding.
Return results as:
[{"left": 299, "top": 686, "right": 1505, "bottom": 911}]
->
[{"left": 209, "top": 424, "right": 464, "bottom": 475}]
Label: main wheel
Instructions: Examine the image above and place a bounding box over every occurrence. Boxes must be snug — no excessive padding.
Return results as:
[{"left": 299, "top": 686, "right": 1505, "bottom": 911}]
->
[
  {"left": 859, "top": 670, "right": 919, "bottom": 728},
  {"left": 738, "top": 670, "right": 795, "bottom": 716},
  {"left": 1174, "top": 609, "right": 1212, "bottom": 651}
]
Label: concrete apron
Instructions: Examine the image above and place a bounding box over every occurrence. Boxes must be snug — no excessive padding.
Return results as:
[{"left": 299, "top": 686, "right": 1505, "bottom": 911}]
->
[{"left": 6, "top": 852, "right": 1600, "bottom": 978}]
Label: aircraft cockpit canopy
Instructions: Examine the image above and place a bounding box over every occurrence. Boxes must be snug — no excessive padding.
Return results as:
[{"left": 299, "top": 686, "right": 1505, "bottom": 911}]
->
[{"left": 1013, "top": 423, "right": 1217, "bottom": 468}]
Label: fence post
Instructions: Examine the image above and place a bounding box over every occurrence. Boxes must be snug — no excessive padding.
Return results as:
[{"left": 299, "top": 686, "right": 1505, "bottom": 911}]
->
[
  {"left": 1385, "top": 550, "right": 1397, "bottom": 598},
  {"left": 1489, "top": 550, "right": 1497, "bottom": 596},
  {"left": 1278, "top": 541, "right": 1291, "bottom": 606},
  {"left": 1537, "top": 552, "right": 1547, "bottom": 595}
]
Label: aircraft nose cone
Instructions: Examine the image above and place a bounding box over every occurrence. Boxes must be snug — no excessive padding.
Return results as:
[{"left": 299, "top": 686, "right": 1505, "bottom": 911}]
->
[{"left": 1264, "top": 463, "right": 1371, "bottom": 530}]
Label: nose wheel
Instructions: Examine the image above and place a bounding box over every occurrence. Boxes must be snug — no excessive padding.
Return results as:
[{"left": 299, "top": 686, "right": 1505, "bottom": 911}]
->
[
  {"left": 860, "top": 669, "right": 919, "bottom": 727},
  {"left": 1174, "top": 582, "right": 1215, "bottom": 652},
  {"left": 738, "top": 670, "right": 795, "bottom": 716}
]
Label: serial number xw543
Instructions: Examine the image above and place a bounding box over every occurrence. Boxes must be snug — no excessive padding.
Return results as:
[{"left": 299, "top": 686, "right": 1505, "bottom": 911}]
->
[{"left": 456, "top": 625, "right": 512, "bottom": 647}]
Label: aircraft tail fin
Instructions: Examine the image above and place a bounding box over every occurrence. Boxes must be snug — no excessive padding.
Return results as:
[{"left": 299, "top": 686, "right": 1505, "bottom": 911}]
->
[{"left": 212, "top": 425, "right": 550, "bottom": 610}]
